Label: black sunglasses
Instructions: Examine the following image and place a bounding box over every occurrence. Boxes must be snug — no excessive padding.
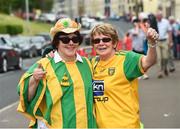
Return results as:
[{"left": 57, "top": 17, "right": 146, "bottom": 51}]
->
[
  {"left": 92, "top": 37, "right": 111, "bottom": 44},
  {"left": 59, "top": 36, "right": 79, "bottom": 44}
]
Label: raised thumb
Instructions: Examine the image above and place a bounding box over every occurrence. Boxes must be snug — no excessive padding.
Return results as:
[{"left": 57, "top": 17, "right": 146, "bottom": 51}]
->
[{"left": 37, "top": 63, "right": 43, "bottom": 69}]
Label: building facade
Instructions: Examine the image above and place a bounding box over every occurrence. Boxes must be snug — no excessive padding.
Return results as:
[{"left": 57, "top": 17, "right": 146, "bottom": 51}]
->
[{"left": 52, "top": 0, "right": 180, "bottom": 20}]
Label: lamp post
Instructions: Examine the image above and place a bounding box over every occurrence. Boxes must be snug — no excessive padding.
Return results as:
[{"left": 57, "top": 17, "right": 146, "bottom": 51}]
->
[
  {"left": 25, "top": 0, "right": 30, "bottom": 34},
  {"left": 69, "top": 0, "right": 73, "bottom": 18}
]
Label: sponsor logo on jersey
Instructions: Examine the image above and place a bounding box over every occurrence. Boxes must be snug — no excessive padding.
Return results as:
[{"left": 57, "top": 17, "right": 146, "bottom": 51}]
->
[
  {"left": 94, "top": 96, "right": 109, "bottom": 103},
  {"left": 92, "top": 80, "right": 104, "bottom": 96},
  {"left": 108, "top": 67, "right": 115, "bottom": 76}
]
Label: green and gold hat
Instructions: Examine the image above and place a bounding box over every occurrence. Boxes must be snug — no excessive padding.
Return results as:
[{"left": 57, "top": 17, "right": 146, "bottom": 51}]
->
[{"left": 50, "top": 18, "right": 81, "bottom": 38}]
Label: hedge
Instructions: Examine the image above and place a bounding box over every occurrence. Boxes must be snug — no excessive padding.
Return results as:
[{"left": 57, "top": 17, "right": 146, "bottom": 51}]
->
[
  {"left": 0, "top": 24, "right": 23, "bottom": 35},
  {"left": 0, "top": 24, "right": 7, "bottom": 34}
]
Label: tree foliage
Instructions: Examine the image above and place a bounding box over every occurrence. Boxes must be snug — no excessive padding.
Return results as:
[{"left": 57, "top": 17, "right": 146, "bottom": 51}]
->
[{"left": 0, "top": 0, "right": 53, "bottom": 14}]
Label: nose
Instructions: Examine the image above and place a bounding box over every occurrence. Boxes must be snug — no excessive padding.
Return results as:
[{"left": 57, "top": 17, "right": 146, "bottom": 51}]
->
[
  {"left": 99, "top": 39, "right": 104, "bottom": 44},
  {"left": 69, "top": 39, "right": 74, "bottom": 45}
]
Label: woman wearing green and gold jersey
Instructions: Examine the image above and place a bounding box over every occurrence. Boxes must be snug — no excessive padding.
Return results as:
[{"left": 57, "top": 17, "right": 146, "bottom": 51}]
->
[
  {"left": 90, "top": 23, "right": 159, "bottom": 128},
  {"left": 17, "top": 18, "right": 97, "bottom": 128}
]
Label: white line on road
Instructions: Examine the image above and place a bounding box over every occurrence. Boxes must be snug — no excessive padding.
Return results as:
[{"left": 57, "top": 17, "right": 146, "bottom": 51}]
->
[{"left": 0, "top": 101, "right": 18, "bottom": 114}]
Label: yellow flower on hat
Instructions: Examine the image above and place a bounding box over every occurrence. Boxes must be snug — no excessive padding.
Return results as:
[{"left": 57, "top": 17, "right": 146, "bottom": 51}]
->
[{"left": 50, "top": 18, "right": 81, "bottom": 38}]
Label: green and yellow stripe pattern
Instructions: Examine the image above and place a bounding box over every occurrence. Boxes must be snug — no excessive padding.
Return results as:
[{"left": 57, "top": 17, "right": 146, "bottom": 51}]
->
[{"left": 17, "top": 57, "right": 96, "bottom": 128}]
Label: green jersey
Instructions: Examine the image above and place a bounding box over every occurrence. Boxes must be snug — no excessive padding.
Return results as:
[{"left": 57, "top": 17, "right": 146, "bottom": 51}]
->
[{"left": 17, "top": 55, "right": 97, "bottom": 128}]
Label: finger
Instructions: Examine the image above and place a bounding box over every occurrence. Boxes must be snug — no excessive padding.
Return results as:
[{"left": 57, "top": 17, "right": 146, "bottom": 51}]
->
[
  {"left": 37, "top": 63, "right": 43, "bottom": 69},
  {"left": 36, "top": 63, "right": 46, "bottom": 75},
  {"left": 40, "top": 71, "right": 47, "bottom": 75},
  {"left": 33, "top": 72, "right": 46, "bottom": 80}
]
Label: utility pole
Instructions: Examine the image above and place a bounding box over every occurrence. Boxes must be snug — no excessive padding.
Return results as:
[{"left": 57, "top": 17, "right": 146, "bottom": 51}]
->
[
  {"left": 69, "top": 0, "right": 73, "bottom": 18},
  {"left": 25, "top": 0, "right": 30, "bottom": 34}
]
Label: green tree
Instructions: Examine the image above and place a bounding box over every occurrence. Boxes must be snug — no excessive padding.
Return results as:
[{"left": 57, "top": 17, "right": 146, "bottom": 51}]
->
[
  {"left": 0, "top": 0, "right": 53, "bottom": 14},
  {"left": 0, "top": 0, "right": 14, "bottom": 14}
]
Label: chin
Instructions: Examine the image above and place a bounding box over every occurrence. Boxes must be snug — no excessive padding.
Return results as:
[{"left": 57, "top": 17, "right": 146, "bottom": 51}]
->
[
  {"left": 97, "top": 51, "right": 108, "bottom": 56},
  {"left": 67, "top": 52, "right": 76, "bottom": 57}
]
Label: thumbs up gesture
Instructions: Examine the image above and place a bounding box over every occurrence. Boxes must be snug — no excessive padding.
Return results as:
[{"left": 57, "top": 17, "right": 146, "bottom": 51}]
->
[
  {"left": 142, "top": 22, "right": 159, "bottom": 46},
  {"left": 32, "top": 63, "right": 46, "bottom": 81}
]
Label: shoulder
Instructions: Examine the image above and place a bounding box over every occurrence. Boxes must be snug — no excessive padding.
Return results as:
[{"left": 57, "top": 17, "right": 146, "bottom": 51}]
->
[
  {"left": 37, "top": 57, "right": 53, "bottom": 67},
  {"left": 81, "top": 56, "right": 90, "bottom": 63},
  {"left": 115, "top": 50, "right": 131, "bottom": 56}
]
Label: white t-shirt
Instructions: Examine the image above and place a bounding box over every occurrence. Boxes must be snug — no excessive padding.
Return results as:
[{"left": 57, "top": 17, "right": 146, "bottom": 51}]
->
[
  {"left": 157, "top": 18, "right": 172, "bottom": 40},
  {"left": 129, "top": 28, "right": 146, "bottom": 52}
]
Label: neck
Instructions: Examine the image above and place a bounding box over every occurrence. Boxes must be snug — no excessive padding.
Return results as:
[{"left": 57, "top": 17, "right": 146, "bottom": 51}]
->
[{"left": 100, "top": 50, "right": 115, "bottom": 61}]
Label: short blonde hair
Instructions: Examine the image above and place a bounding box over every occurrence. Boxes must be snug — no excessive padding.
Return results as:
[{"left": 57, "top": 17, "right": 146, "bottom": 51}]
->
[{"left": 90, "top": 23, "right": 119, "bottom": 45}]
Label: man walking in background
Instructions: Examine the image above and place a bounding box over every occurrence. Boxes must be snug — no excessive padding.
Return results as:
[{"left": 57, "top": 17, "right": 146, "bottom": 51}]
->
[{"left": 156, "top": 10, "right": 173, "bottom": 78}]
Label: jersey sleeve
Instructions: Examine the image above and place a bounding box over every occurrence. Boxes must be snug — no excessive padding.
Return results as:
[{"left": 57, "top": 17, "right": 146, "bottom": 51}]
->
[
  {"left": 17, "top": 59, "right": 48, "bottom": 127},
  {"left": 124, "top": 51, "right": 144, "bottom": 81}
]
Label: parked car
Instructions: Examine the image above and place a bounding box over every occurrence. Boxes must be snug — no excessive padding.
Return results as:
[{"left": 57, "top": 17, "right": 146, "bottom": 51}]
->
[
  {"left": 36, "top": 33, "right": 52, "bottom": 44},
  {"left": 81, "top": 17, "right": 96, "bottom": 29},
  {"left": 38, "top": 13, "right": 56, "bottom": 23},
  {"left": 30, "top": 36, "right": 46, "bottom": 56},
  {"left": 0, "top": 37, "right": 23, "bottom": 73},
  {"left": 55, "top": 13, "right": 69, "bottom": 21},
  {"left": 0, "top": 35, "right": 22, "bottom": 54},
  {"left": 11, "top": 36, "right": 38, "bottom": 58}
]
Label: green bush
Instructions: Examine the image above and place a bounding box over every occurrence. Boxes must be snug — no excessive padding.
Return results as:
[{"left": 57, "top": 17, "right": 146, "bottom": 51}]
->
[
  {"left": 0, "top": 24, "right": 23, "bottom": 35},
  {"left": 0, "top": 24, "right": 7, "bottom": 34},
  {"left": 6, "top": 25, "right": 23, "bottom": 35}
]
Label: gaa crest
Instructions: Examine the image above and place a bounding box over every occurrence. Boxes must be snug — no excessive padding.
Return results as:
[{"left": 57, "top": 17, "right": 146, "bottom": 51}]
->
[{"left": 108, "top": 67, "right": 115, "bottom": 76}]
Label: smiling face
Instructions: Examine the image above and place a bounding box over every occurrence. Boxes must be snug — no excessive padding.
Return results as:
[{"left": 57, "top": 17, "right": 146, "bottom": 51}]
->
[
  {"left": 53, "top": 32, "right": 81, "bottom": 62},
  {"left": 91, "top": 24, "right": 119, "bottom": 61},
  {"left": 92, "top": 33, "right": 116, "bottom": 61}
]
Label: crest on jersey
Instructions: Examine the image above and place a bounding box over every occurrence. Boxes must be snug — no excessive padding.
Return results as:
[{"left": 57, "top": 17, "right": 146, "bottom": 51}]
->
[{"left": 108, "top": 67, "right": 115, "bottom": 76}]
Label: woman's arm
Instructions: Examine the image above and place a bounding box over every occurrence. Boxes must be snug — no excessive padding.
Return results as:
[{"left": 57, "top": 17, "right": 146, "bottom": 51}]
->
[
  {"left": 141, "top": 28, "right": 159, "bottom": 71},
  {"left": 28, "top": 64, "right": 46, "bottom": 101}
]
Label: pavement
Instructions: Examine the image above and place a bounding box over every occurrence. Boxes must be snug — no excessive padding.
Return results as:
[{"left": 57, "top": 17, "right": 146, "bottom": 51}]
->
[{"left": 0, "top": 60, "right": 180, "bottom": 128}]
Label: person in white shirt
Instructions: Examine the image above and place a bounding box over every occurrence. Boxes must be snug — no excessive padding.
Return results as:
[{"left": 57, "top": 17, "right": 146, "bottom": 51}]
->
[{"left": 156, "top": 10, "right": 173, "bottom": 78}]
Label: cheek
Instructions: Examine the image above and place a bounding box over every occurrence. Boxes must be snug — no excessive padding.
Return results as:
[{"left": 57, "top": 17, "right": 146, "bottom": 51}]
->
[{"left": 57, "top": 43, "right": 64, "bottom": 50}]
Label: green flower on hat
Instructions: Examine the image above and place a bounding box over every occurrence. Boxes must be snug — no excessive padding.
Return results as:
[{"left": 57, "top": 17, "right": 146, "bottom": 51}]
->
[{"left": 62, "top": 20, "right": 69, "bottom": 28}]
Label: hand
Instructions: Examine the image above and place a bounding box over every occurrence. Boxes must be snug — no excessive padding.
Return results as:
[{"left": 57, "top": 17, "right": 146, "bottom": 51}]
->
[
  {"left": 46, "top": 51, "right": 55, "bottom": 58},
  {"left": 146, "top": 28, "right": 159, "bottom": 45},
  {"left": 32, "top": 63, "right": 46, "bottom": 81},
  {"left": 168, "top": 42, "right": 173, "bottom": 48}
]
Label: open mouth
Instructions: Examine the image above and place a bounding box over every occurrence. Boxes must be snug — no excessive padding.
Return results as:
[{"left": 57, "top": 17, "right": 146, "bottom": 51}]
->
[{"left": 98, "top": 47, "right": 107, "bottom": 51}]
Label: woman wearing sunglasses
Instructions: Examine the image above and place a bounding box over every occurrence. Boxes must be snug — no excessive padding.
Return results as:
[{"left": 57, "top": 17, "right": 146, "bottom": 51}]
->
[
  {"left": 17, "top": 18, "right": 97, "bottom": 128},
  {"left": 90, "top": 23, "right": 159, "bottom": 128}
]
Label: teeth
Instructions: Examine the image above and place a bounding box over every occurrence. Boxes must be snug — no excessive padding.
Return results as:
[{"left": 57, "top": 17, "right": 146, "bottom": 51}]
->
[{"left": 99, "top": 48, "right": 106, "bottom": 50}]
